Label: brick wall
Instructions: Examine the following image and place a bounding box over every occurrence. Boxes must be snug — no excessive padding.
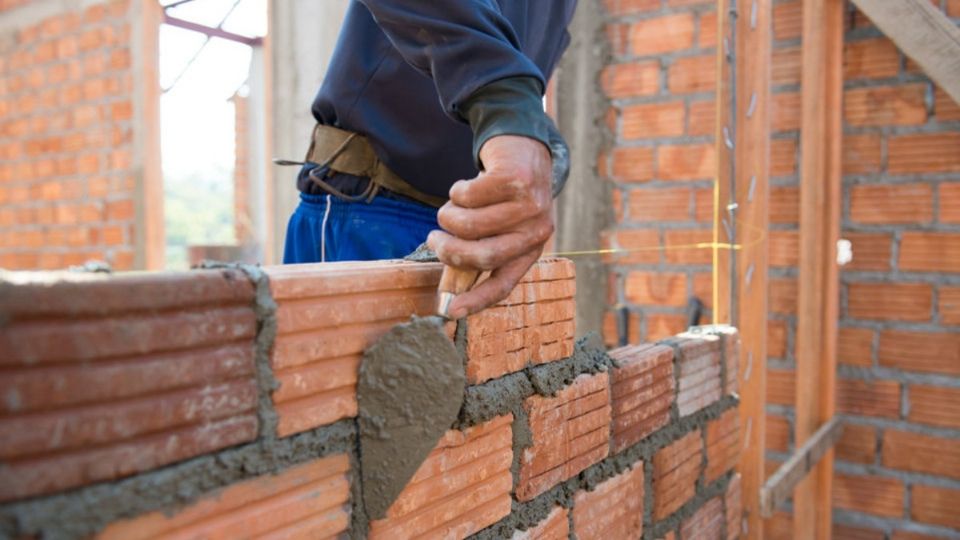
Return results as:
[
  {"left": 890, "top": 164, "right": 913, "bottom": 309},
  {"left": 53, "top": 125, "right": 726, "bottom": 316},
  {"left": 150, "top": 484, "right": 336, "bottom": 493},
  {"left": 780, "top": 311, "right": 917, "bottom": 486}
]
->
[
  {"left": 0, "top": 0, "right": 152, "bottom": 271},
  {"left": 599, "top": 1, "right": 960, "bottom": 538},
  {"left": 600, "top": 0, "right": 720, "bottom": 344},
  {"left": 0, "top": 258, "right": 742, "bottom": 539}
]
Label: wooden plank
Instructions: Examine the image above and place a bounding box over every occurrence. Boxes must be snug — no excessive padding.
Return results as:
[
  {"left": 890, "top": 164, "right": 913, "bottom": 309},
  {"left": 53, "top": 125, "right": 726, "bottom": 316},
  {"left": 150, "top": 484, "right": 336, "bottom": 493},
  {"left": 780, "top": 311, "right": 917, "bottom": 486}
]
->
[
  {"left": 732, "top": 1, "right": 771, "bottom": 538},
  {"left": 713, "top": 0, "right": 733, "bottom": 327},
  {"left": 760, "top": 418, "right": 844, "bottom": 517},
  {"left": 795, "top": 0, "right": 844, "bottom": 538},
  {"left": 135, "top": 0, "right": 164, "bottom": 269},
  {"left": 851, "top": 0, "right": 960, "bottom": 105}
]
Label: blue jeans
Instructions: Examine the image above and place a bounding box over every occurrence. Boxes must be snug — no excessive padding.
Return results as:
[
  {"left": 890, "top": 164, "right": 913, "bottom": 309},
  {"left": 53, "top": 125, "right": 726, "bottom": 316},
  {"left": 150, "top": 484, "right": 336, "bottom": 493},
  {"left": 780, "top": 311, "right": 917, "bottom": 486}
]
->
[{"left": 283, "top": 193, "right": 440, "bottom": 263}]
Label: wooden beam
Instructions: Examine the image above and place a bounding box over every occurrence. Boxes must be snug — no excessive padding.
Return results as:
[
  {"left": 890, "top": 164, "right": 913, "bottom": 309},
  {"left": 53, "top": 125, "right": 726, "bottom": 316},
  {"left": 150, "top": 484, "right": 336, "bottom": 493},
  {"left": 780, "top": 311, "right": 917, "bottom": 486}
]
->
[
  {"left": 795, "top": 0, "right": 844, "bottom": 538},
  {"left": 760, "top": 418, "right": 844, "bottom": 518},
  {"left": 713, "top": 0, "right": 733, "bottom": 327},
  {"left": 134, "top": 0, "right": 164, "bottom": 269},
  {"left": 725, "top": 1, "right": 771, "bottom": 538},
  {"left": 850, "top": 0, "right": 960, "bottom": 106}
]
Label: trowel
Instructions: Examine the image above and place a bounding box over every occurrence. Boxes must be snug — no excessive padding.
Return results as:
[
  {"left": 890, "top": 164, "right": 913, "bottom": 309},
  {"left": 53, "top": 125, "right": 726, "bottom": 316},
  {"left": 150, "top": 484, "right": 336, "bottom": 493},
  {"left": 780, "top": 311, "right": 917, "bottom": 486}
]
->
[{"left": 356, "top": 265, "right": 480, "bottom": 520}]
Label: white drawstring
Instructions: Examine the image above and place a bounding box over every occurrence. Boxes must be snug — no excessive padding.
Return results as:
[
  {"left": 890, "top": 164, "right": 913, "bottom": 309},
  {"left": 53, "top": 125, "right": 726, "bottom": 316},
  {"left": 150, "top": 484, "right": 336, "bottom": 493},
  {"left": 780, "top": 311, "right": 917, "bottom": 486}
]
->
[{"left": 320, "top": 194, "right": 332, "bottom": 262}]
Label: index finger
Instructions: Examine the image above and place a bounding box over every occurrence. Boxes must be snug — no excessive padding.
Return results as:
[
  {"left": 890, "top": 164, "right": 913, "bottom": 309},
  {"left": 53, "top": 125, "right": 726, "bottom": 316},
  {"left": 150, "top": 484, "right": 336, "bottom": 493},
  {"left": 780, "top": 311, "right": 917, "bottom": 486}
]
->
[{"left": 445, "top": 250, "right": 540, "bottom": 319}]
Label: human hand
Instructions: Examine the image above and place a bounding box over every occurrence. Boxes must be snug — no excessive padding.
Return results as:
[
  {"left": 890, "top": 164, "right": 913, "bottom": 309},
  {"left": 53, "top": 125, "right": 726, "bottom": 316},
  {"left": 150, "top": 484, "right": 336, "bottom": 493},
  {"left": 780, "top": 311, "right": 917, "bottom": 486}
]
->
[{"left": 427, "top": 134, "right": 554, "bottom": 319}]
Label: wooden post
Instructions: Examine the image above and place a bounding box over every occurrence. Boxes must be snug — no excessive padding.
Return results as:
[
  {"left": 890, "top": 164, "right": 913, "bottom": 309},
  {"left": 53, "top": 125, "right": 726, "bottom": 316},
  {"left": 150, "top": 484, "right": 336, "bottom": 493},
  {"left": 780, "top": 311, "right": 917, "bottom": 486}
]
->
[
  {"left": 795, "top": 0, "right": 844, "bottom": 538},
  {"left": 718, "top": 0, "right": 771, "bottom": 538},
  {"left": 134, "top": 0, "right": 164, "bottom": 269}
]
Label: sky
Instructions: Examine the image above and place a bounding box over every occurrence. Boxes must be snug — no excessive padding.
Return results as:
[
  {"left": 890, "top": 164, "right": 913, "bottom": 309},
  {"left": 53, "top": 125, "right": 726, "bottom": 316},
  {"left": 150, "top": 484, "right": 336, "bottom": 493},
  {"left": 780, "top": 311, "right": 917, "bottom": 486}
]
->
[{"left": 158, "top": 0, "right": 266, "bottom": 184}]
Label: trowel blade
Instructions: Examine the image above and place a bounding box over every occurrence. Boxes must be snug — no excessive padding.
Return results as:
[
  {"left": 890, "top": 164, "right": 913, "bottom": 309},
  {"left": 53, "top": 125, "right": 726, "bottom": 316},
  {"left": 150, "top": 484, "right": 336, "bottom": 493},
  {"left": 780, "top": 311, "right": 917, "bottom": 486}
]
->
[{"left": 357, "top": 315, "right": 466, "bottom": 520}]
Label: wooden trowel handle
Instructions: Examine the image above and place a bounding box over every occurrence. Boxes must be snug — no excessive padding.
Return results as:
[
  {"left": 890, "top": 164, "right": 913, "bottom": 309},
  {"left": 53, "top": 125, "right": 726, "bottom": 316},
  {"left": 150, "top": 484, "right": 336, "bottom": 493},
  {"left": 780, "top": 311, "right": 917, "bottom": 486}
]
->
[{"left": 437, "top": 265, "right": 481, "bottom": 318}]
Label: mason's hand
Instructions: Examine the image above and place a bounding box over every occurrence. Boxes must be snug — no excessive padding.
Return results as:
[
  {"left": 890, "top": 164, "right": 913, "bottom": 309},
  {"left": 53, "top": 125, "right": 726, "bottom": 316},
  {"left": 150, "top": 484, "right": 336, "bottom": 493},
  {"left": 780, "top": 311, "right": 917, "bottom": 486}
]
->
[{"left": 427, "top": 135, "right": 554, "bottom": 319}]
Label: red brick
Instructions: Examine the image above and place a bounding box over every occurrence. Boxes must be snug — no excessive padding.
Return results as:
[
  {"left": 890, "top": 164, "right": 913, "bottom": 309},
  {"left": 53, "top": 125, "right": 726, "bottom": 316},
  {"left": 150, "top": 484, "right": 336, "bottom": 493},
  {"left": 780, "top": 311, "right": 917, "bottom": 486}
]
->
[
  {"left": 833, "top": 524, "right": 885, "bottom": 540},
  {"left": 601, "top": 229, "right": 661, "bottom": 264},
  {"left": 888, "top": 133, "right": 960, "bottom": 174},
  {"left": 698, "top": 10, "right": 717, "bottom": 49},
  {"left": 843, "top": 232, "right": 892, "bottom": 271},
  {"left": 769, "top": 230, "right": 799, "bottom": 267},
  {"left": 848, "top": 282, "right": 933, "bottom": 322},
  {"left": 879, "top": 330, "right": 959, "bottom": 375},
  {"left": 705, "top": 407, "right": 739, "bottom": 482},
  {"left": 837, "top": 378, "right": 901, "bottom": 419},
  {"left": 909, "top": 385, "right": 960, "bottom": 429},
  {"left": 513, "top": 506, "right": 569, "bottom": 540},
  {"left": 843, "top": 134, "right": 883, "bottom": 175},
  {"left": 940, "top": 286, "right": 960, "bottom": 324},
  {"left": 851, "top": 183, "right": 933, "bottom": 224},
  {"left": 769, "top": 187, "right": 798, "bottom": 224},
  {"left": 98, "top": 455, "right": 351, "bottom": 539},
  {"left": 671, "top": 333, "right": 723, "bottom": 416},
  {"left": 668, "top": 55, "right": 716, "bottom": 94},
  {"left": 836, "top": 423, "right": 876, "bottom": 464},
  {"left": 773, "top": 1, "right": 801, "bottom": 39},
  {"left": 770, "top": 140, "right": 798, "bottom": 178},
  {"left": 767, "top": 368, "right": 795, "bottom": 406},
  {"left": 833, "top": 473, "right": 904, "bottom": 518},
  {"left": 573, "top": 465, "right": 644, "bottom": 540},
  {"left": 602, "top": 0, "right": 659, "bottom": 16},
  {"left": 899, "top": 232, "right": 960, "bottom": 272},
  {"left": 681, "top": 496, "right": 724, "bottom": 540},
  {"left": 625, "top": 271, "right": 687, "bottom": 307},
  {"left": 517, "top": 373, "right": 611, "bottom": 501},
  {"left": 653, "top": 430, "right": 702, "bottom": 519},
  {"left": 370, "top": 415, "right": 514, "bottom": 538},
  {"left": 611, "top": 146, "right": 655, "bottom": 182},
  {"left": 606, "top": 23, "right": 631, "bottom": 56},
  {"left": 609, "top": 344, "right": 674, "bottom": 452},
  {"left": 935, "top": 86, "right": 960, "bottom": 121},
  {"left": 725, "top": 474, "right": 742, "bottom": 539},
  {"left": 688, "top": 100, "right": 715, "bottom": 136},
  {"left": 622, "top": 101, "right": 686, "bottom": 139},
  {"left": 768, "top": 319, "right": 788, "bottom": 359},
  {"left": 912, "top": 484, "right": 960, "bottom": 529},
  {"left": 844, "top": 38, "right": 900, "bottom": 80},
  {"left": 838, "top": 327, "right": 873, "bottom": 367},
  {"left": 769, "top": 278, "right": 797, "bottom": 315},
  {"left": 658, "top": 143, "right": 716, "bottom": 180},
  {"left": 602, "top": 61, "right": 660, "bottom": 99},
  {"left": 771, "top": 46, "right": 801, "bottom": 86},
  {"left": 771, "top": 92, "right": 801, "bottom": 133},
  {"left": 766, "top": 414, "right": 790, "bottom": 452},
  {"left": 631, "top": 14, "right": 695, "bottom": 56},
  {"left": 664, "top": 229, "right": 713, "bottom": 264},
  {"left": 647, "top": 313, "right": 688, "bottom": 341},
  {"left": 626, "top": 186, "right": 692, "bottom": 221},
  {"left": 882, "top": 430, "right": 960, "bottom": 480},
  {"left": 942, "top": 183, "right": 960, "bottom": 224}
]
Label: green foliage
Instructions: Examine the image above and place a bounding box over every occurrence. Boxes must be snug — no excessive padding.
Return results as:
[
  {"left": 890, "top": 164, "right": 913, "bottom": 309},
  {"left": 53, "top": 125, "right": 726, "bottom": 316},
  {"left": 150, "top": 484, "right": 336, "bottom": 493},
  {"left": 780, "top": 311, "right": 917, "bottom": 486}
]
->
[{"left": 164, "top": 171, "right": 235, "bottom": 269}]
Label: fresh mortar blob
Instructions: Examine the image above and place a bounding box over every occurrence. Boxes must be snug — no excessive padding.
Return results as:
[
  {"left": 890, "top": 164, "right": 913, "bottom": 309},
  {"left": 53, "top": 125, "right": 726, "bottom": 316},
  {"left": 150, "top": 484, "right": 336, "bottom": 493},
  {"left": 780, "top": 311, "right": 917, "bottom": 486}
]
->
[{"left": 357, "top": 315, "right": 466, "bottom": 520}]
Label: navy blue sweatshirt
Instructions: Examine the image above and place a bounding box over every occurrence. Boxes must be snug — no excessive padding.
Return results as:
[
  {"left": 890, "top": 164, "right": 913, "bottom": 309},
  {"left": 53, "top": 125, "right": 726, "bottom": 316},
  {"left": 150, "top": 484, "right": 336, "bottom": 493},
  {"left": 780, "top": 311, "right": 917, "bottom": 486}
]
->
[{"left": 302, "top": 0, "right": 578, "bottom": 200}]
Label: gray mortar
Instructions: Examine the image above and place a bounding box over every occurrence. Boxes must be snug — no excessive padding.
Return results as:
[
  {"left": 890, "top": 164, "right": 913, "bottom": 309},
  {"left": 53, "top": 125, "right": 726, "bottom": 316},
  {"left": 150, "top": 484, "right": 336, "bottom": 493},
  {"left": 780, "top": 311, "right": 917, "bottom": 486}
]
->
[
  {"left": 526, "top": 334, "right": 614, "bottom": 396},
  {"left": 403, "top": 242, "right": 439, "bottom": 262},
  {"left": 509, "top": 406, "right": 534, "bottom": 493},
  {"left": 456, "top": 372, "right": 533, "bottom": 429},
  {"left": 357, "top": 316, "right": 466, "bottom": 520},
  {"left": 195, "top": 262, "right": 280, "bottom": 438},
  {"left": 0, "top": 420, "right": 355, "bottom": 540}
]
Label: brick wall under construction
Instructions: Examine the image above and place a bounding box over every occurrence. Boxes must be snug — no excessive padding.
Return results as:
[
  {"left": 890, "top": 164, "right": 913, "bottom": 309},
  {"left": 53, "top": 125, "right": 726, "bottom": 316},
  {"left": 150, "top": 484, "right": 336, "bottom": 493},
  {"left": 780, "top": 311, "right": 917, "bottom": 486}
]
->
[
  {"left": 598, "top": 1, "right": 960, "bottom": 538},
  {"left": 0, "top": 0, "right": 146, "bottom": 271},
  {"left": 0, "top": 258, "right": 741, "bottom": 539}
]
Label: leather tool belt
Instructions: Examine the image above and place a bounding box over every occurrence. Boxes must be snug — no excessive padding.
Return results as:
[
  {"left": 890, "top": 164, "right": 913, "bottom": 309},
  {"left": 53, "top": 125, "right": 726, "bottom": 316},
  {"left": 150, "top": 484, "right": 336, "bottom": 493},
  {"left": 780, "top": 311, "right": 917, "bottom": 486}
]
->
[{"left": 275, "top": 124, "right": 447, "bottom": 209}]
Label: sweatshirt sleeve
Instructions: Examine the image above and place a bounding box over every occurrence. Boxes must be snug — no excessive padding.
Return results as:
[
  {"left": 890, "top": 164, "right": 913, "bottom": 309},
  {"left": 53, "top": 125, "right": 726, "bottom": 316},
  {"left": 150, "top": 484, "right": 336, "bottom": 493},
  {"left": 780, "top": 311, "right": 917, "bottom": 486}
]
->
[{"left": 356, "top": 0, "right": 546, "bottom": 117}]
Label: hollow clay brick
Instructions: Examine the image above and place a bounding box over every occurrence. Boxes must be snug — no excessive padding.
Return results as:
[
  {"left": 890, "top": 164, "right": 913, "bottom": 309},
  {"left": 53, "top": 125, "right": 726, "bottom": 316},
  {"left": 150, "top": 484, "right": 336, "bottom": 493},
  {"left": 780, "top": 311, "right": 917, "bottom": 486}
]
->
[
  {"left": 511, "top": 506, "right": 569, "bottom": 540},
  {"left": 97, "top": 454, "right": 351, "bottom": 540},
  {"left": 705, "top": 407, "right": 740, "bottom": 483},
  {"left": 609, "top": 344, "right": 675, "bottom": 452},
  {"left": 573, "top": 464, "right": 644, "bottom": 540},
  {"left": 670, "top": 332, "right": 723, "bottom": 416},
  {"left": 369, "top": 415, "right": 514, "bottom": 539},
  {"left": 0, "top": 269, "right": 258, "bottom": 502},
  {"left": 680, "top": 496, "right": 724, "bottom": 540},
  {"left": 517, "top": 373, "right": 612, "bottom": 501},
  {"left": 653, "top": 430, "right": 703, "bottom": 519}
]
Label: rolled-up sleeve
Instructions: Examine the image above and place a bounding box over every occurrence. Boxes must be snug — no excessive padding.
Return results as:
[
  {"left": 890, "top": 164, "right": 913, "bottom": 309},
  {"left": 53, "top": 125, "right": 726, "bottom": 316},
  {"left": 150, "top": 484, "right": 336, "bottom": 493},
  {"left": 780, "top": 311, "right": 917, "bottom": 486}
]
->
[{"left": 357, "top": 0, "right": 546, "bottom": 117}]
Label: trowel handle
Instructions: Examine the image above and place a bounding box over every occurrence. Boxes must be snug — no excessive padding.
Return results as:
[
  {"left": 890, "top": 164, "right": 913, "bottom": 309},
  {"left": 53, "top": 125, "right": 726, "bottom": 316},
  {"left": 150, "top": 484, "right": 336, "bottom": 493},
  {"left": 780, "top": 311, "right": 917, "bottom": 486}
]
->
[{"left": 437, "top": 266, "right": 481, "bottom": 318}]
